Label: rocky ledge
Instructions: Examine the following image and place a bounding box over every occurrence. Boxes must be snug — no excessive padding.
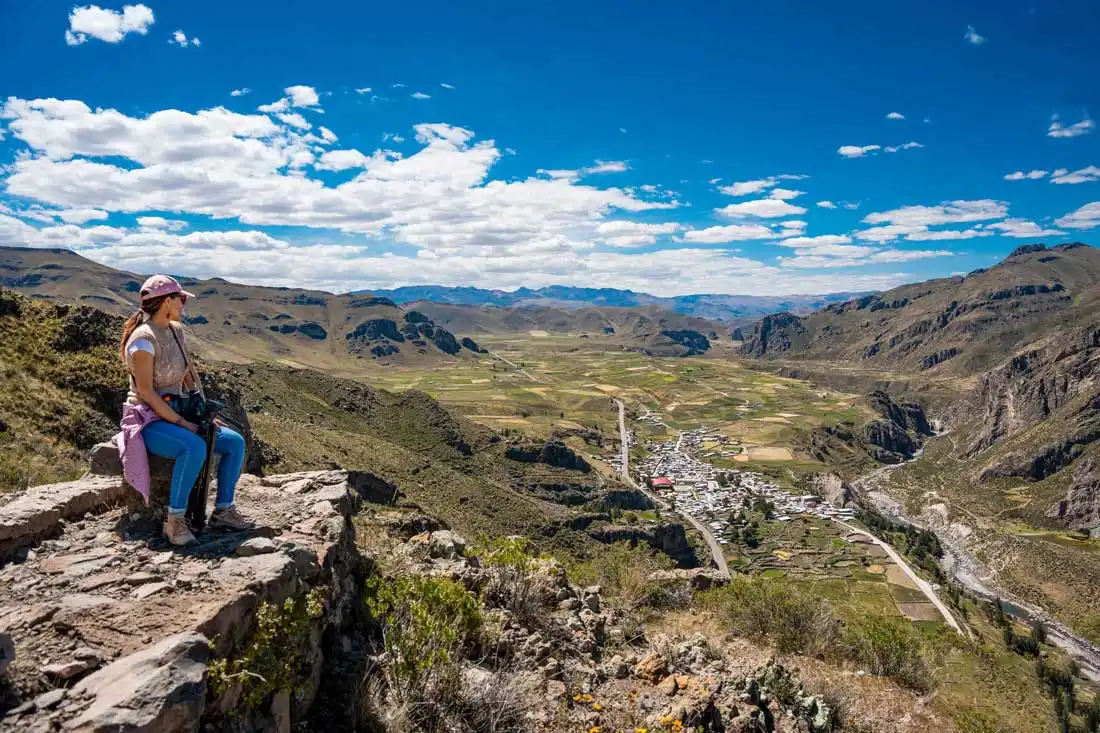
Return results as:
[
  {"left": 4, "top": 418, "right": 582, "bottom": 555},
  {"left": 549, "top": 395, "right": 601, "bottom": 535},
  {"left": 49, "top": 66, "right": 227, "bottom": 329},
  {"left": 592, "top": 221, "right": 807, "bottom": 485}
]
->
[{"left": 0, "top": 468, "right": 378, "bottom": 732}]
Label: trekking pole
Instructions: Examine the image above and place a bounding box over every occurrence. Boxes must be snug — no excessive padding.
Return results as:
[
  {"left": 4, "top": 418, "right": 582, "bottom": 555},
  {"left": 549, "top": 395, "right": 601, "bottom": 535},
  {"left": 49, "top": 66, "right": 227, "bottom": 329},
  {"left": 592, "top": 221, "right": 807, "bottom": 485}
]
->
[{"left": 186, "top": 416, "right": 218, "bottom": 532}]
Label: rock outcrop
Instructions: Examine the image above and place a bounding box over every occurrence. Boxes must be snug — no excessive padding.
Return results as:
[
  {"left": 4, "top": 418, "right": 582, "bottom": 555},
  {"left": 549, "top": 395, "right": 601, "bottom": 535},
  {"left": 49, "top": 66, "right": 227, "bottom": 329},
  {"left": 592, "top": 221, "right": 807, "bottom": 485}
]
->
[
  {"left": 0, "top": 469, "right": 378, "bottom": 732},
  {"left": 800, "top": 391, "right": 933, "bottom": 470},
  {"left": 657, "top": 329, "right": 710, "bottom": 356},
  {"left": 967, "top": 326, "right": 1100, "bottom": 457},
  {"left": 588, "top": 522, "right": 699, "bottom": 569},
  {"left": 1047, "top": 456, "right": 1100, "bottom": 534},
  {"left": 505, "top": 440, "right": 591, "bottom": 472},
  {"left": 738, "top": 312, "right": 807, "bottom": 358},
  {"left": 807, "top": 473, "right": 853, "bottom": 508}
]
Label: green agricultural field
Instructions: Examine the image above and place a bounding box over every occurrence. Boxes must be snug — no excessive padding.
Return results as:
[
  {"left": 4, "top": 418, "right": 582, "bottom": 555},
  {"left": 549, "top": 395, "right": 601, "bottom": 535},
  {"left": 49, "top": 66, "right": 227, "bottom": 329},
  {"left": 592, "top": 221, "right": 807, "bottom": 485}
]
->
[{"left": 360, "top": 333, "right": 875, "bottom": 477}]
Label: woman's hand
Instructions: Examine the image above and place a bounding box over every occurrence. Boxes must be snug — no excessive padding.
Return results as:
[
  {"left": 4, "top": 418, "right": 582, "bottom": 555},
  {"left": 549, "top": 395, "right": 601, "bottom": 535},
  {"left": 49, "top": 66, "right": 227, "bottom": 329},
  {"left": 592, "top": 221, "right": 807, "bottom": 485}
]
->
[{"left": 177, "top": 418, "right": 200, "bottom": 434}]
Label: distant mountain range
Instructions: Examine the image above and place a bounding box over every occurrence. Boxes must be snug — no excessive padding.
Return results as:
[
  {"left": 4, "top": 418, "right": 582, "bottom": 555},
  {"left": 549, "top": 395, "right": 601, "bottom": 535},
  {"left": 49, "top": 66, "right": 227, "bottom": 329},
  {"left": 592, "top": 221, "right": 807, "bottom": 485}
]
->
[{"left": 363, "top": 285, "right": 871, "bottom": 322}]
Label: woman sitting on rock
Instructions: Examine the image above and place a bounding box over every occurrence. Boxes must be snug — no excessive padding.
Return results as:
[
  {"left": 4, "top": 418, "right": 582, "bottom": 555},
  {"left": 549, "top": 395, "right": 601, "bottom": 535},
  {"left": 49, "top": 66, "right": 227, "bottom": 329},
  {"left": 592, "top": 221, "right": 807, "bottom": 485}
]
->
[{"left": 117, "top": 274, "right": 253, "bottom": 546}]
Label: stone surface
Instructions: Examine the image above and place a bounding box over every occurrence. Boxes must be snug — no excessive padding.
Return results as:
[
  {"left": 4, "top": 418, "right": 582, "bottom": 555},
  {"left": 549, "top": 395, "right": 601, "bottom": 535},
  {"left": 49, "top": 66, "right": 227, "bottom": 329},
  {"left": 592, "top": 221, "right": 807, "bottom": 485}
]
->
[
  {"left": 132, "top": 582, "right": 172, "bottom": 600},
  {"left": 0, "top": 477, "right": 127, "bottom": 557},
  {"left": 1, "top": 470, "right": 378, "bottom": 732},
  {"left": 34, "top": 689, "right": 66, "bottom": 711},
  {"left": 67, "top": 632, "right": 209, "bottom": 733},
  {"left": 635, "top": 652, "right": 668, "bottom": 683},
  {"left": 235, "top": 537, "right": 277, "bottom": 557},
  {"left": 124, "top": 572, "right": 161, "bottom": 587},
  {"left": 42, "top": 659, "right": 94, "bottom": 679},
  {"left": 427, "top": 530, "right": 466, "bottom": 559}
]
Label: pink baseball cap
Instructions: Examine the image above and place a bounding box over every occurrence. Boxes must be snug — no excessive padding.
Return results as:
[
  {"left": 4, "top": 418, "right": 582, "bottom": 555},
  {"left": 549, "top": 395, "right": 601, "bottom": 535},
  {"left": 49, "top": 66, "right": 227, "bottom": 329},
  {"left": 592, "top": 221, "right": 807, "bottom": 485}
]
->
[{"left": 139, "top": 274, "right": 195, "bottom": 302}]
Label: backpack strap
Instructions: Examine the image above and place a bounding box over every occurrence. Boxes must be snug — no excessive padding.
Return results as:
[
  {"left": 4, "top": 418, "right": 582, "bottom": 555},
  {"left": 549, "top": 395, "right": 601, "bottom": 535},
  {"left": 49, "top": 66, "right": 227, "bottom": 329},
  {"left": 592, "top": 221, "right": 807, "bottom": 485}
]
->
[{"left": 168, "top": 323, "right": 204, "bottom": 398}]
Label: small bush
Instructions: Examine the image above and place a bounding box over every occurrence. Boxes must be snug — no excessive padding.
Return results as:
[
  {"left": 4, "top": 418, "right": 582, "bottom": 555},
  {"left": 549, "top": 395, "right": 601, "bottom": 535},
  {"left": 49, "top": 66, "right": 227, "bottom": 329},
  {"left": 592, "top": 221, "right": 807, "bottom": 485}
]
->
[
  {"left": 702, "top": 577, "right": 840, "bottom": 655},
  {"left": 208, "top": 588, "right": 326, "bottom": 711},
  {"left": 366, "top": 574, "right": 481, "bottom": 693},
  {"left": 451, "top": 668, "right": 531, "bottom": 733},
  {"left": 842, "top": 615, "right": 932, "bottom": 692},
  {"left": 566, "top": 541, "right": 675, "bottom": 608},
  {"left": 471, "top": 537, "right": 548, "bottom": 624}
]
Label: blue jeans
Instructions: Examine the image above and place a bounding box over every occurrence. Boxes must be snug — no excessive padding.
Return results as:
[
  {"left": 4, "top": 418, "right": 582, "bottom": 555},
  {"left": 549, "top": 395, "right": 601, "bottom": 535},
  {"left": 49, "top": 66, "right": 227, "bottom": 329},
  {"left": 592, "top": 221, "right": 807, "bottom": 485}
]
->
[{"left": 141, "top": 421, "right": 246, "bottom": 516}]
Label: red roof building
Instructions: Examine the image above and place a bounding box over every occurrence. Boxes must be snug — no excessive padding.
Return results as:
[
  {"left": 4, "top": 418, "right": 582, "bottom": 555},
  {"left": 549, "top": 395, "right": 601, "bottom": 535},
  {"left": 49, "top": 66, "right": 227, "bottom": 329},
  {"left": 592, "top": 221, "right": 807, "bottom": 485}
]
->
[{"left": 650, "top": 477, "right": 674, "bottom": 489}]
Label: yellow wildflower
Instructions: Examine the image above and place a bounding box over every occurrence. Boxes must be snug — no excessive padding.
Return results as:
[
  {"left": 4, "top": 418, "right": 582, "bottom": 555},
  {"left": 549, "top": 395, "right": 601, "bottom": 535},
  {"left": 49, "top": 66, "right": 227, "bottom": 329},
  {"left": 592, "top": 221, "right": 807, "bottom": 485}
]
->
[
  {"left": 592, "top": 702, "right": 602, "bottom": 711},
  {"left": 589, "top": 728, "right": 601, "bottom": 733},
  {"left": 670, "top": 722, "right": 684, "bottom": 733},
  {"left": 635, "top": 729, "right": 649, "bottom": 733}
]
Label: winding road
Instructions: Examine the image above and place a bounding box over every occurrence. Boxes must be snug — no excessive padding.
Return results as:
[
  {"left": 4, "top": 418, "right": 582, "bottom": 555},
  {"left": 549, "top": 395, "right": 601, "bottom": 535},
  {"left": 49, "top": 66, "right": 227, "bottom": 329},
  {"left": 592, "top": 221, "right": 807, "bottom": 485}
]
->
[{"left": 614, "top": 399, "right": 730, "bottom": 577}]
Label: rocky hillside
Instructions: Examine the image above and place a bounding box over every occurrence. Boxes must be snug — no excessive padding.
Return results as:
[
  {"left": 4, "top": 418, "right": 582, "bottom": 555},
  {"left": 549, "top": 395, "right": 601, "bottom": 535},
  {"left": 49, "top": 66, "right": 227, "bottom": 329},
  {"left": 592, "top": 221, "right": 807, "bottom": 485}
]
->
[
  {"left": 0, "top": 247, "right": 483, "bottom": 369},
  {"left": 0, "top": 466, "right": 966, "bottom": 733},
  {"left": 410, "top": 301, "right": 720, "bottom": 356},
  {"left": 736, "top": 243, "right": 1100, "bottom": 533},
  {"left": 797, "top": 391, "right": 934, "bottom": 477},
  {"left": 739, "top": 243, "right": 1100, "bottom": 378}
]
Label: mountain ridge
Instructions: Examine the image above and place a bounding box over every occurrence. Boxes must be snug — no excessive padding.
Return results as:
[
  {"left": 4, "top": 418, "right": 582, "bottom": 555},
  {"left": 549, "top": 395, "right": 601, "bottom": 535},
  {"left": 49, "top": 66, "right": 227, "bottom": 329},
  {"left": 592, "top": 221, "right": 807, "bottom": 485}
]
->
[{"left": 362, "top": 283, "right": 872, "bottom": 322}]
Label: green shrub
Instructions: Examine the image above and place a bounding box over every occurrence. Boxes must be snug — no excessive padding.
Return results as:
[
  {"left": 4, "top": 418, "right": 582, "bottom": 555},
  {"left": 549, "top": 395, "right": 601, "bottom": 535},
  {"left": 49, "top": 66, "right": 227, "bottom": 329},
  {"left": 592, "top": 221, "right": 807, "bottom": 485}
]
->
[
  {"left": 565, "top": 541, "right": 675, "bottom": 607},
  {"left": 207, "top": 588, "right": 326, "bottom": 711},
  {"left": 842, "top": 615, "right": 931, "bottom": 691},
  {"left": 470, "top": 536, "right": 544, "bottom": 570},
  {"left": 470, "top": 536, "right": 548, "bottom": 623},
  {"left": 702, "top": 576, "right": 840, "bottom": 655},
  {"left": 366, "top": 573, "right": 481, "bottom": 692}
]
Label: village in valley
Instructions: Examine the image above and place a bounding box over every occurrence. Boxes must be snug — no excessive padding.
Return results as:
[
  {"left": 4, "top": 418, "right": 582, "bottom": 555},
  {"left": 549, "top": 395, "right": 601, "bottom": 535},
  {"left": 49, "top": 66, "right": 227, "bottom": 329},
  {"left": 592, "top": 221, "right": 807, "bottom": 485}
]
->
[{"left": 627, "top": 422, "right": 858, "bottom": 548}]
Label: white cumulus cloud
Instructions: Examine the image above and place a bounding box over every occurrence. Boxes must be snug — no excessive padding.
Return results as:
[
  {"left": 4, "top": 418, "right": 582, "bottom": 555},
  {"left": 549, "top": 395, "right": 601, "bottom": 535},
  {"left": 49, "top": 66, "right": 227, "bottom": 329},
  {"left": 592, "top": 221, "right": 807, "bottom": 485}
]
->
[
  {"left": 1004, "top": 169, "right": 1048, "bottom": 181},
  {"left": 411, "top": 92, "right": 432, "bottom": 100},
  {"left": 884, "top": 141, "right": 923, "bottom": 153},
  {"left": 1054, "top": 202, "right": 1100, "bottom": 230},
  {"left": 230, "top": 88, "right": 251, "bottom": 97},
  {"left": 66, "top": 4, "right": 154, "bottom": 45},
  {"left": 985, "top": 219, "right": 1064, "bottom": 238},
  {"left": 595, "top": 220, "right": 681, "bottom": 247},
  {"left": 837, "top": 145, "right": 881, "bottom": 158},
  {"left": 886, "top": 112, "right": 905, "bottom": 120},
  {"left": 1050, "top": 166, "right": 1100, "bottom": 184},
  {"left": 716, "top": 199, "right": 807, "bottom": 219},
  {"left": 816, "top": 201, "right": 837, "bottom": 209},
  {"left": 680, "top": 224, "right": 777, "bottom": 244},
  {"left": 1048, "top": 114, "right": 1094, "bottom": 139},
  {"left": 584, "top": 160, "right": 630, "bottom": 175}
]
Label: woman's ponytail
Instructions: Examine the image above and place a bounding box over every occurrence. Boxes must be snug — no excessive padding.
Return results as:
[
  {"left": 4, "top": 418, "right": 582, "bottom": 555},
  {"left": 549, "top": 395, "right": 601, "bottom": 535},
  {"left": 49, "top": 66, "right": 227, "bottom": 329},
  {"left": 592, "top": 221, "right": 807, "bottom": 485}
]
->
[
  {"left": 119, "top": 310, "right": 144, "bottom": 364},
  {"left": 119, "top": 294, "right": 171, "bottom": 363}
]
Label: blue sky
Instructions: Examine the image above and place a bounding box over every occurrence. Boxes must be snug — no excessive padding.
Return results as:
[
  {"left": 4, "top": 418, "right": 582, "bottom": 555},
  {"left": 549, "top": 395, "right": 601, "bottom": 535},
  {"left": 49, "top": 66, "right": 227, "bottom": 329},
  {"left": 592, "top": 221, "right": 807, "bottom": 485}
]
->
[{"left": 1, "top": 0, "right": 1098, "bottom": 295}]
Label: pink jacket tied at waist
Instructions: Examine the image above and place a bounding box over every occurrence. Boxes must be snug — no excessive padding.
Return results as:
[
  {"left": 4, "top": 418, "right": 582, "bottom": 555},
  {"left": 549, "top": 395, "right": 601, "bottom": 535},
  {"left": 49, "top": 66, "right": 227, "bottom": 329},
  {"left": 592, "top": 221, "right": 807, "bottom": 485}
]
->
[{"left": 114, "top": 402, "right": 162, "bottom": 504}]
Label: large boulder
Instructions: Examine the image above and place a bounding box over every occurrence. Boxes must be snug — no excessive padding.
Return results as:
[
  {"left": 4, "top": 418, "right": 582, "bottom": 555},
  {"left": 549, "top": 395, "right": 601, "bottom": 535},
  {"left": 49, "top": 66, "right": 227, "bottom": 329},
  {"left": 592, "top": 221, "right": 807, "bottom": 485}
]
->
[
  {"left": 88, "top": 441, "right": 176, "bottom": 524},
  {"left": 66, "top": 632, "right": 210, "bottom": 733}
]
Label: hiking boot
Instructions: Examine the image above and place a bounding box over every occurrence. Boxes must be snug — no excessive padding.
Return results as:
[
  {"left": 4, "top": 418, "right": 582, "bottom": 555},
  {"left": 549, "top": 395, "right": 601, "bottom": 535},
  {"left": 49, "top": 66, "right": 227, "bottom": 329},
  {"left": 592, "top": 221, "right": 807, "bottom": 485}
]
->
[
  {"left": 164, "top": 514, "right": 196, "bottom": 546},
  {"left": 209, "top": 506, "right": 255, "bottom": 532}
]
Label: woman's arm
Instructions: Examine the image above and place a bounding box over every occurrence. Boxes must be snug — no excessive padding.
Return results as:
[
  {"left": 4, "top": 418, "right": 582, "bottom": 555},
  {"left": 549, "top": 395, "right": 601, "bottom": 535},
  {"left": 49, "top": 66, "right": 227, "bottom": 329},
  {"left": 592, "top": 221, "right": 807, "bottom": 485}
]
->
[{"left": 130, "top": 350, "right": 198, "bottom": 432}]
